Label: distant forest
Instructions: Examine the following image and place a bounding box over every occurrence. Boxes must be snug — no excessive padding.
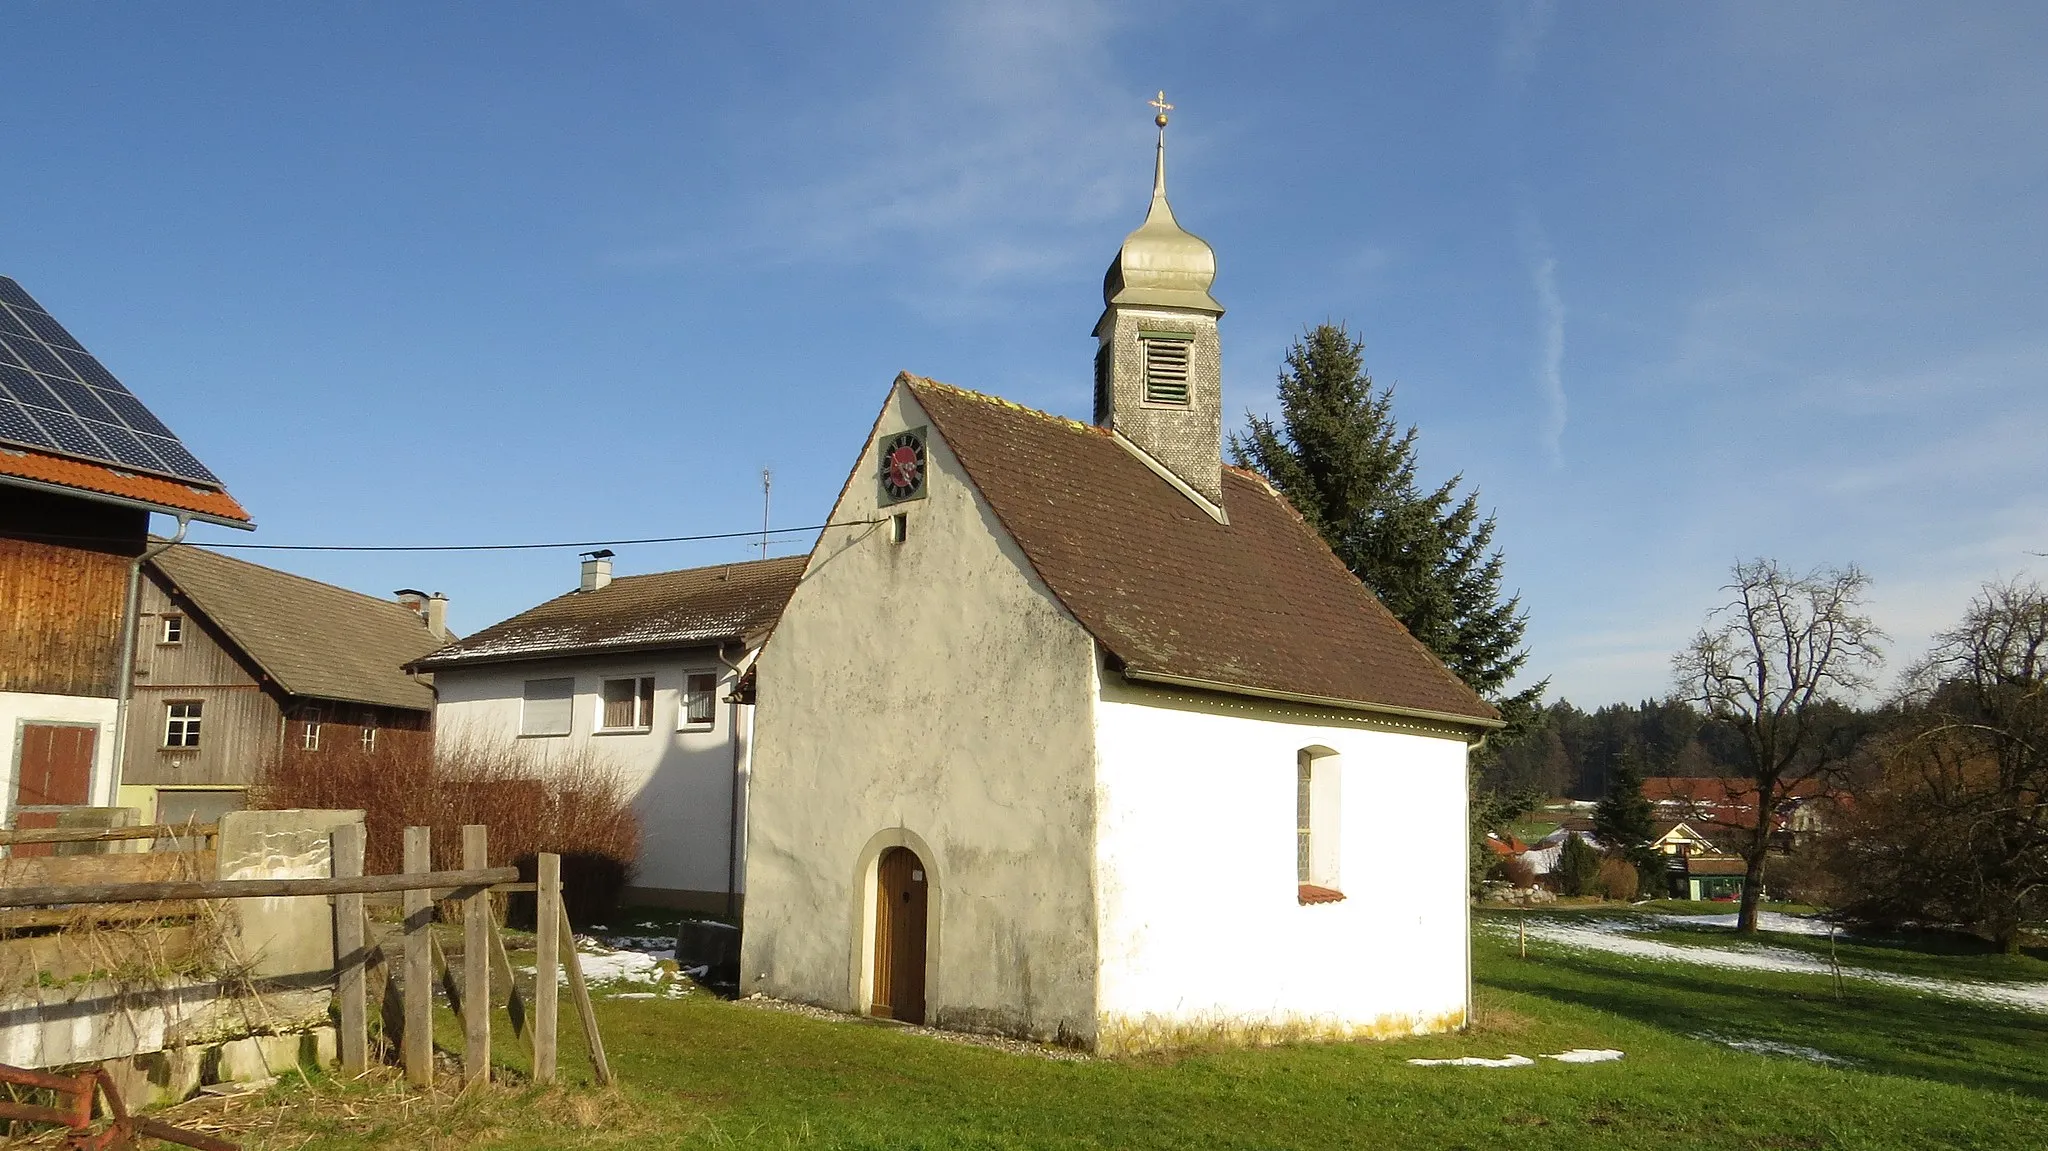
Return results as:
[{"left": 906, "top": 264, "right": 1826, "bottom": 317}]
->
[{"left": 1483, "top": 698, "right": 1889, "bottom": 801}]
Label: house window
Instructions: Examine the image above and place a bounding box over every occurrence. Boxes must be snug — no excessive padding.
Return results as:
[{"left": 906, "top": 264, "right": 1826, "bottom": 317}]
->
[
  {"left": 521, "top": 678, "right": 574, "bottom": 736},
  {"left": 164, "top": 701, "right": 202, "bottom": 748},
  {"left": 890, "top": 514, "right": 908, "bottom": 544},
  {"left": 360, "top": 727, "right": 377, "bottom": 752},
  {"left": 1141, "top": 336, "right": 1191, "bottom": 406},
  {"left": 1297, "top": 747, "right": 1342, "bottom": 900},
  {"left": 161, "top": 615, "right": 184, "bottom": 644},
  {"left": 1296, "top": 758, "right": 1313, "bottom": 883},
  {"left": 681, "top": 671, "right": 718, "bottom": 729},
  {"left": 301, "top": 722, "right": 321, "bottom": 751},
  {"left": 600, "top": 676, "right": 655, "bottom": 731}
]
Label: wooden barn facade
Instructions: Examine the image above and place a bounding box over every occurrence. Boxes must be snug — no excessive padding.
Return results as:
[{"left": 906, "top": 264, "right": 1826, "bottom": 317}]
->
[
  {"left": 0, "top": 275, "right": 252, "bottom": 824},
  {"left": 119, "top": 545, "right": 453, "bottom": 825}
]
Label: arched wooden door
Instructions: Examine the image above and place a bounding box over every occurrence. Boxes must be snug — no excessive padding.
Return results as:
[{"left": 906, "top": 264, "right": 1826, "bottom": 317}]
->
[{"left": 871, "top": 846, "right": 928, "bottom": 1023}]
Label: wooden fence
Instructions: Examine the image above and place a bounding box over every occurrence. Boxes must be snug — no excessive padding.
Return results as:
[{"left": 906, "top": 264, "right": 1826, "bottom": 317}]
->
[{"left": 0, "top": 821, "right": 608, "bottom": 1089}]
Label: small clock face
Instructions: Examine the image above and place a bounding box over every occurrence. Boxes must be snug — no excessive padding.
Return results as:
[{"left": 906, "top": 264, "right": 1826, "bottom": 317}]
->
[{"left": 877, "top": 427, "right": 928, "bottom": 504}]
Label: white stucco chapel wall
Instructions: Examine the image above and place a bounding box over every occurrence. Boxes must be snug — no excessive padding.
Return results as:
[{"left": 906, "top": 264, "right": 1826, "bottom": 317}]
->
[
  {"left": 431, "top": 650, "right": 748, "bottom": 904},
  {"left": 1091, "top": 675, "right": 1472, "bottom": 1047},
  {"left": 742, "top": 385, "right": 1104, "bottom": 1043}
]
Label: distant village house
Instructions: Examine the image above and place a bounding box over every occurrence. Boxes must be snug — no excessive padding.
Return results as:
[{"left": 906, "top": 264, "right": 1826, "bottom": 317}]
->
[{"left": 412, "top": 550, "right": 805, "bottom": 913}]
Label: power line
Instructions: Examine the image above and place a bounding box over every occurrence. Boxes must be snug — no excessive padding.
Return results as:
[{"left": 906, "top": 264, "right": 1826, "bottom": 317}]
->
[{"left": 8, "top": 519, "right": 879, "bottom": 554}]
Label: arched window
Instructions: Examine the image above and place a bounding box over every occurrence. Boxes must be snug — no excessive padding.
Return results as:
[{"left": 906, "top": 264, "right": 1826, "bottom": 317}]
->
[{"left": 1297, "top": 747, "right": 1344, "bottom": 903}]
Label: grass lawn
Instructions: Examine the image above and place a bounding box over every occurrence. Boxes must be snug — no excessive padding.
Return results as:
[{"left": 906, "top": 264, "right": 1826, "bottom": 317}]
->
[{"left": 142, "top": 914, "right": 2048, "bottom": 1150}]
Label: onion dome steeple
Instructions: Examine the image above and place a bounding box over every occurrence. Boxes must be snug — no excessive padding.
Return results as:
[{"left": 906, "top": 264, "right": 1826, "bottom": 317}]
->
[
  {"left": 1101, "top": 95, "right": 1224, "bottom": 316},
  {"left": 1092, "top": 92, "right": 1227, "bottom": 515}
]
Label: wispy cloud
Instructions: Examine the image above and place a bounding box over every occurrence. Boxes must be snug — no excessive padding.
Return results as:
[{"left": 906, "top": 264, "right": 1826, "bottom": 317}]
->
[
  {"left": 1497, "top": 0, "right": 1556, "bottom": 91},
  {"left": 624, "top": 0, "right": 1140, "bottom": 311},
  {"left": 1516, "top": 211, "right": 1567, "bottom": 465}
]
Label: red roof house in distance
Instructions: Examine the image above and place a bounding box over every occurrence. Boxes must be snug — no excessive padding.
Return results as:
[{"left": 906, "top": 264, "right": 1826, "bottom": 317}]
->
[{"left": 0, "top": 273, "right": 250, "bottom": 822}]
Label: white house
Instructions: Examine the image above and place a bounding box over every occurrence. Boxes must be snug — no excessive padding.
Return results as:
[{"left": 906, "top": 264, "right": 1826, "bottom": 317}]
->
[
  {"left": 740, "top": 115, "right": 1501, "bottom": 1052},
  {"left": 416, "top": 552, "right": 805, "bottom": 913}
]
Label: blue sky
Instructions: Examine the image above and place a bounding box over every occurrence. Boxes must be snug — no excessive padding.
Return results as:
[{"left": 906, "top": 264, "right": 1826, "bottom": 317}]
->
[{"left": 5, "top": 2, "right": 2043, "bottom": 707}]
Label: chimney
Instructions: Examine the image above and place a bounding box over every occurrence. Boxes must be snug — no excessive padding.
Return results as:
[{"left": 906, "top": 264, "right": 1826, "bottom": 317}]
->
[
  {"left": 580, "top": 549, "right": 614, "bottom": 593},
  {"left": 396, "top": 589, "right": 451, "bottom": 638}
]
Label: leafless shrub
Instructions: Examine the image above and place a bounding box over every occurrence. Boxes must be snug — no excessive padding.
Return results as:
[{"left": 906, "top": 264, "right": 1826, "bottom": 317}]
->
[
  {"left": 1594, "top": 857, "right": 1640, "bottom": 902},
  {"left": 255, "top": 730, "right": 639, "bottom": 924}
]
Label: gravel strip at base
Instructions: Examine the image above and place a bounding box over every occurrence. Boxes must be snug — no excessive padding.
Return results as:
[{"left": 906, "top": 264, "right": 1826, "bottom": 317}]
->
[{"left": 740, "top": 995, "right": 1093, "bottom": 1061}]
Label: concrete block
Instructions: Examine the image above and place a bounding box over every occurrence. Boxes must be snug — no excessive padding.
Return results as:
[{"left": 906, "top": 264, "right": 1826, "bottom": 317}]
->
[
  {"left": 99, "top": 1053, "right": 159, "bottom": 1112},
  {"left": 301, "top": 1025, "right": 338, "bottom": 1069},
  {"left": 215, "top": 809, "right": 364, "bottom": 982},
  {"left": 213, "top": 1033, "right": 309, "bottom": 1083},
  {"left": 147, "top": 1045, "right": 206, "bottom": 1105}
]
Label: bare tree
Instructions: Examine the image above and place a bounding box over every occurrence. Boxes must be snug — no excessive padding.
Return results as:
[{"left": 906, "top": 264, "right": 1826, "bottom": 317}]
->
[
  {"left": 1673, "top": 559, "right": 1884, "bottom": 932},
  {"left": 1839, "top": 580, "right": 2048, "bottom": 951}
]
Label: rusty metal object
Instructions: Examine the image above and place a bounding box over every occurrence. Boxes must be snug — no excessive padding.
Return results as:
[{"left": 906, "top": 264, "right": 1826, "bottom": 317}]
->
[{"left": 0, "top": 1060, "right": 238, "bottom": 1150}]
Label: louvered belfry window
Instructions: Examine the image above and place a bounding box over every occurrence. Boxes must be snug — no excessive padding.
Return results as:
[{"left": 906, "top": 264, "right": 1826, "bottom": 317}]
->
[{"left": 1142, "top": 336, "right": 1191, "bottom": 406}]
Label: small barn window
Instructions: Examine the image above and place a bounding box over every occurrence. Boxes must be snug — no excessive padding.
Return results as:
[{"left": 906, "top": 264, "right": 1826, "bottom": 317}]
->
[
  {"left": 360, "top": 727, "right": 377, "bottom": 752},
  {"left": 164, "top": 701, "right": 202, "bottom": 748},
  {"left": 1297, "top": 747, "right": 1343, "bottom": 901},
  {"left": 520, "top": 677, "right": 574, "bottom": 737},
  {"left": 600, "top": 676, "right": 655, "bottom": 731},
  {"left": 1141, "top": 336, "right": 1191, "bottom": 406},
  {"left": 160, "top": 615, "right": 184, "bottom": 645},
  {"left": 301, "top": 722, "right": 321, "bottom": 752},
  {"left": 681, "top": 671, "right": 718, "bottom": 729}
]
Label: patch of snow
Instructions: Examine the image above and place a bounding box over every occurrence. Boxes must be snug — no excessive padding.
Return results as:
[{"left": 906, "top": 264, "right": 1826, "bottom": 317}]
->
[
  {"left": 1542, "top": 1049, "right": 1624, "bottom": 1063},
  {"left": 1407, "top": 1054, "right": 1535, "bottom": 1068},
  {"left": 603, "top": 935, "right": 678, "bottom": 957},
  {"left": 1509, "top": 917, "right": 2048, "bottom": 1014},
  {"left": 1657, "top": 911, "right": 1836, "bottom": 936},
  {"left": 1694, "top": 1032, "right": 1852, "bottom": 1065}
]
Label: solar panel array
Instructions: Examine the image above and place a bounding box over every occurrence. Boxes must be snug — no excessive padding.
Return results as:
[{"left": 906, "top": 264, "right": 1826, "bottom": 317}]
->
[{"left": 0, "top": 275, "right": 221, "bottom": 487}]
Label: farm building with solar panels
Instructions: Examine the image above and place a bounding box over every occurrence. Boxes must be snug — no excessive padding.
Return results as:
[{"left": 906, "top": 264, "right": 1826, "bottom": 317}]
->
[{"left": 0, "top": 273, "right": 251, "bottom": 825}]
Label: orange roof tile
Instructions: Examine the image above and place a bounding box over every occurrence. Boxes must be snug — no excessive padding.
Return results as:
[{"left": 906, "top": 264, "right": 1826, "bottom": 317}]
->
[{"left": 0, "top": 445, "right": 249, "bottom": 524}]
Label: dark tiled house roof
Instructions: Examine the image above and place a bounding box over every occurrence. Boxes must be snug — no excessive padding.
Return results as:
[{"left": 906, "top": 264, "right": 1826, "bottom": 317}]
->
[
  {"left": 903, "top": 375, "right": 1499, "bottom": 729},
  {"left": 415, "top": 555, "right": 807, "bottom": 670},
  {"left": 152, "top": 545, "right": 446, "bottom": 711}
]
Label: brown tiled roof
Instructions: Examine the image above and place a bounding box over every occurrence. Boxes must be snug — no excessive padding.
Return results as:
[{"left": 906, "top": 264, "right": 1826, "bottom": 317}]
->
[
  {"left": 152, "top": 545, "right": 445, "bottom": 712},
  {"left": 903, "top": 376, "right": 1499, "bottom": 728},
  {"left": 0, "top": 446, "right": 250, "bottom": 524},
  {"left": 415, "top": 555, "right": 807, "bottom": 670},
  {"left": 1684, "top": 855, "right": 1750, "bottom": 877}
]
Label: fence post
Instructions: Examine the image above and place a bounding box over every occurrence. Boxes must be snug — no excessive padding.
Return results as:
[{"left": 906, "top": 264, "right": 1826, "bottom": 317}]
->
[
  {"left": 534, "top": 852, "right": 561, "bottom": 1085},
  {"left": 403, "top": 826, "right": 433, "bottom": 1088},
  {"left": 557, "top": 898, "right": 612, "bottom": 1086},
  {"left": 333, "top": 821, "right": 368, "bottom": 1076},
  {"left": 463, "top": 825, "right": 491, "bottom": 1086}
]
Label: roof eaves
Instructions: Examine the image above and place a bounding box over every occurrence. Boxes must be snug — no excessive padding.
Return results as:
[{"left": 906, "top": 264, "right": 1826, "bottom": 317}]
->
[
  {"left": 1118, "top": 666, "right": 1505, "bottom": 737},
  {"left": 0, "top": 470, "right": 253, "bottom": 530},
  {"left": 413, "top": 630, "right": 750, "bottom": 672}
]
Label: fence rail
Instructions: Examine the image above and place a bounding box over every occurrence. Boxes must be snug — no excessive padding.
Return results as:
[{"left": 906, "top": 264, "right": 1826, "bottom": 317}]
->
[
  {"left": 0, "top": 866, "right": 519, "bottom": 910},
  {"left": 0, "top": 823, "right": 218, "bottom": 848}
]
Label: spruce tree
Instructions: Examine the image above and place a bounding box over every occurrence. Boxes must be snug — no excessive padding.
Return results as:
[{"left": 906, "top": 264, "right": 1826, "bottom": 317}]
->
[
  {"left": 1593, "top": 747, "right": 1657, "bottom": 870},
  {"left": 1230, "top": 323, "right": 1545, "bottom": 735}
]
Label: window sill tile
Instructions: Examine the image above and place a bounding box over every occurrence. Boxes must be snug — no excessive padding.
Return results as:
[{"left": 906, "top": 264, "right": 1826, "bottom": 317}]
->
[{"left": 1298, "top": 884, "right": 1345, "bottom": 905}]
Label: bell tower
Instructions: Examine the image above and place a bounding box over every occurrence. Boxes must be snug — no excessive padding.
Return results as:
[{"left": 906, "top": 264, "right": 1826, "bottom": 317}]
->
[{"left": 1093, "top": 92, "right": 1226, "bottom": 509}]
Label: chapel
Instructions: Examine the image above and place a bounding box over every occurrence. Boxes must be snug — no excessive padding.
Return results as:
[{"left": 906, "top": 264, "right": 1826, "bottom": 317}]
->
[{"left": 740, "top": 98, "right": 1500, "bottom": 1051}]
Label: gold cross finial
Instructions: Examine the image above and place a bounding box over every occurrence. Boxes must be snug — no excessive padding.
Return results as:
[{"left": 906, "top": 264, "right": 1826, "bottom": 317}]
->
[{"left": 1150, "top": 90, "right": 1173, "bottom": 128}]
